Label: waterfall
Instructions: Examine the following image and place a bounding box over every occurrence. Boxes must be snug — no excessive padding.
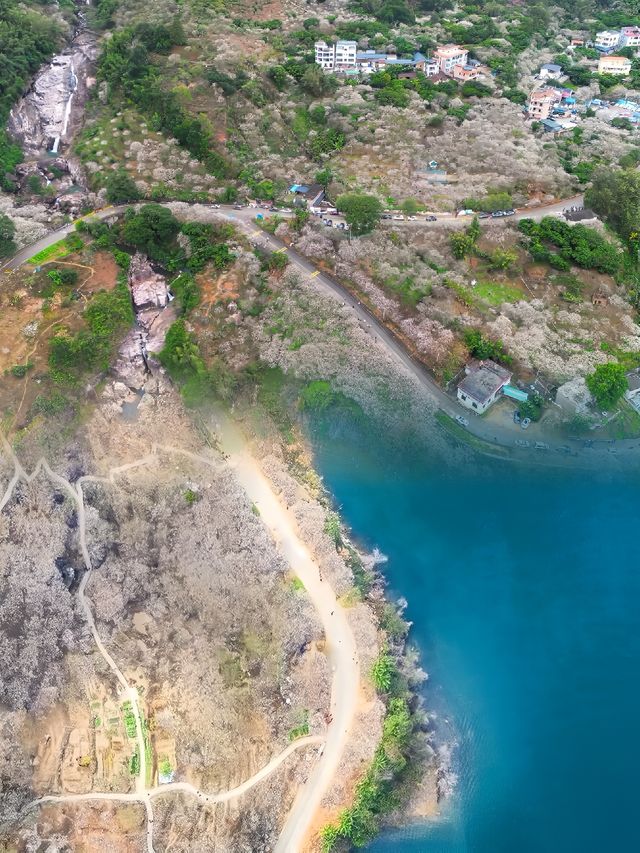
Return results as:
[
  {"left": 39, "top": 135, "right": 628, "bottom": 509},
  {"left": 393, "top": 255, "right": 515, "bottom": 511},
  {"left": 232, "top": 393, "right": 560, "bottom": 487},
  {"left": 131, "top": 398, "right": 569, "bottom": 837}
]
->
[{"left": 51, "top": 61, "right": 78, "bottom": 154}]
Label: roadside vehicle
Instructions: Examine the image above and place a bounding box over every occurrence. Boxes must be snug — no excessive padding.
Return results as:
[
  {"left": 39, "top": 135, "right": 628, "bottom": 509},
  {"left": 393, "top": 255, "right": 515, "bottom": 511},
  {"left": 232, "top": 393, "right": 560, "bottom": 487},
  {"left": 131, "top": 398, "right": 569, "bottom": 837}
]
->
[
  {"left": 233, "top": 203, "right": 244, "bottom": 209},
  {"left": 211, "top": 203, "right": 221, "bottom": 208},
  {"left": 503, "top": 209, "right": 516, "bottom": 216},
  {"left": 521, "top": 417, "right": 531, "bottom": 429},
  {"left": 392, "top": 214, "right": 405, "bottom": 220},
  {"left": 425, "top": 215, "right": 437, "bottom": 221},
  {"left": 534, "top": 441, "right": 549, "bottom": 450},
  {"left": 381, "top": 213, "right": 392, "bottom": 219},
  {"left": 407, "top": 215, "right": 417, "bottom": 221},
  {"left": 515, "top": 439, "right": 530, "bottom": 448},
  {"left": 513, "top": 410, "right": 521, "bottom": 424},
  {"left": 478, "top": 211, "right": 491, "bottom": 219},
  {"left": 491, "top": 210, "right": 504, "bottom": 218},
  {"left": 455, "top": 415, "right": 469, "bottom": 427},
  {"left": 323, "top": 219, "right": 333, "bottom": 227}
]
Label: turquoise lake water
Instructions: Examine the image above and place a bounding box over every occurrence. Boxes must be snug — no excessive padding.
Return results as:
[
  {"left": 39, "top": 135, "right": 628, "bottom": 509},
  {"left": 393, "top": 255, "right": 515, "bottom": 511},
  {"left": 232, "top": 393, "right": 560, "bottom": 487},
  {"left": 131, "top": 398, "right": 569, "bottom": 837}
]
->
[{"left": 309, "top": 415, "right": 640, "bottom": 853}]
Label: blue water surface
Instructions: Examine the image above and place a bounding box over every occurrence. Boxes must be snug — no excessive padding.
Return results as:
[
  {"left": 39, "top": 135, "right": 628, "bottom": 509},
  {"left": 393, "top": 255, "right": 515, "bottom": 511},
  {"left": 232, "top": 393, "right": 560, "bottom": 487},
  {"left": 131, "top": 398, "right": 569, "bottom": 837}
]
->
[{"left": 309, "top": 417, "right": 640, "bottom": 853}]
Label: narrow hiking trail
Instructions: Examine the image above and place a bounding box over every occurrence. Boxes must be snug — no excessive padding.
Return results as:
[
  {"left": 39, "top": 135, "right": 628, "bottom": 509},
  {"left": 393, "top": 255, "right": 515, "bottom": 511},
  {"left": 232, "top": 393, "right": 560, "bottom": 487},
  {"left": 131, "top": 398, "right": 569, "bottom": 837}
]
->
[{"left": 1, "top": 426, "right": 358, "bottom": 851}]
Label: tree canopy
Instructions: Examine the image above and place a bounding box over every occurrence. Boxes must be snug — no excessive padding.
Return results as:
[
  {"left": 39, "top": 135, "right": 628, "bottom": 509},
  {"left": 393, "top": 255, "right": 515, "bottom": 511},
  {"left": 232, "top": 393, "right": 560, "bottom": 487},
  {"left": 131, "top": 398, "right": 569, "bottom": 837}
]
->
[
  {"left": 0, "top": 213, "right": 17, "bottom": 258},
  {"left": 336, "top": 193, "right": 383, "bottom": 236},
  {"left": 586, "top": 363, "right": 628, "bottom": 409},
  {"left": 122, "top": 204, "right": 180, "bottom": 261},
  {"left": 585, "top": 168, "right": 640, "bottom": 242}
]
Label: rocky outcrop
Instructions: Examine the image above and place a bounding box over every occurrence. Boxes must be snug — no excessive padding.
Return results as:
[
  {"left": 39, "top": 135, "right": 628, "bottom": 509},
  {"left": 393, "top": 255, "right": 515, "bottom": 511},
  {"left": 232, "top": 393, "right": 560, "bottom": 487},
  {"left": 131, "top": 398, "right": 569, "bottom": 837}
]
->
[
  {"left": 7, "top": 25, "right": 98, "bottom": 157},
  {"left": 114, "top": 254, "right": 177, "bottom": 389},
  {"left": 128, "top": 253, "right": 170, "bottom": 311}
]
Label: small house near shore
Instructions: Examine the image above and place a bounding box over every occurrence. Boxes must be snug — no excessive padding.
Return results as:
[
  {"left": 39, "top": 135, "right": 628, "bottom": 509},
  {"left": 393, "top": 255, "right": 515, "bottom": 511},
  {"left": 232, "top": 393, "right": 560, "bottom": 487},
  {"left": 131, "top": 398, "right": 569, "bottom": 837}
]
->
[{"left": 457, "top": 360, "right": 512, "bottom": 414}]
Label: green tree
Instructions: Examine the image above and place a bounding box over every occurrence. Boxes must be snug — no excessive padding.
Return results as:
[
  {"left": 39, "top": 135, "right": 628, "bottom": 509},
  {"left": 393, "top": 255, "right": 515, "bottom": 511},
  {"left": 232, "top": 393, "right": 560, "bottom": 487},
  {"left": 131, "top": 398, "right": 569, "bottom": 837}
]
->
[
  {"left": 315, "top": 167, "right": 333, "bottom": 188},
  {"left": 291, "top": 208, "right": 310, "bottom": 232},
  {"left": 268, "top": 64, "right": 288, "bottom": 90},
  {"left": 586, "top": 168, "right": 640, "bottom": 241},
  {"left": 105, "top": 169, "right": 141, "bottom": 204},
  {"left": 586, "top": 363, "right": 628, "bottom": 409},
  {"left": 122, "top": 204, "right": 180, "bottom": 260},
  {"left": 489, "top": 248, "right": 518, "bottom": 271},
  {"left": 400, "top": 198, "right": 420, "bottom": 215},
  {"left": 450, "top": 231, "right": 475, "bottom": 259},
  {"left": 0, "top": 214, "right": 16, "bottom": 259},
  {"left": 300, "top": 65, "right": 337, "bottom": 97},
  {"left": 336, "top": 193, "right": 383, "bottom": 236}
]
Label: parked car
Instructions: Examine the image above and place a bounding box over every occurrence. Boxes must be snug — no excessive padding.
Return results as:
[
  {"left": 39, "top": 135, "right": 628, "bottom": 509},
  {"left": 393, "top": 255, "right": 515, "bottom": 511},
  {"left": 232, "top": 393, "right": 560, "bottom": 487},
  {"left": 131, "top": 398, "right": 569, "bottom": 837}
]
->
[
  {"left": 392, "top": 214, "right": 405, "bottom": 220},
  {"left": 211, "top": 203, "right": 221, "bottom": 208},
  {"left": 455, "top": 415, "right": 469, "bottom": 427},
  {"left": 515, "top": 439, "right": 530, "bottom": 448},
  {"left": 513, "top": 410, "right": 521, "bottom": 424},
  {"left": 478, "top": 211, "right": 492, "bottom": 219},
  {"left": 521, "top": 417, "right": 531, "bottom": 429},
  {"left": 407, "top": 215, "right": 417, "bottom": 221},
  {"left": 323, "top": 219, "right": 333, "bottom": 227},
  {"left": 534, "top": 441, "right": 550, "bottom": 450},
  {"left": 381, "top": 213, "right": 392, "bottom": 220},
  {"left": 425, "top": 215, "right": 437, "bottom": 221},
  {"left": 491, "top": 210, "right": 505, "bottom": 218},
  {"left": 503, "top": 209, "right": 516, "bottom": 216},
  {"left": 233, "top": 203, "right": 244, "bottom": 209}
]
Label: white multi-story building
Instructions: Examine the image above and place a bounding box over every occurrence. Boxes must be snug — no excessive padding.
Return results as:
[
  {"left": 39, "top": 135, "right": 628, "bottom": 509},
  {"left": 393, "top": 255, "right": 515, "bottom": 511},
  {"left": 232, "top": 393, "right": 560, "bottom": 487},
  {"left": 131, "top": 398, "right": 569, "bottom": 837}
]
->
[
  {"left": 423, "top": 58, "right": 440, "bottom": 77},
  {"left": 314, "top": 40, "right": 357, "bottom": 71},
  {"left": 314, "top": 40, "right": 335, "bottom": 70},
  {"left": 598, "top": 55, "right": 632, "bottom": 75},
  {"left": 433, "top": 44, "right": 469, "bottom": 76},
  {"left": 595, "top": 30, "right": 622, "bottom": 49},
  {"left": 620, "top": 26, "right": 640, "bottom": 47}
]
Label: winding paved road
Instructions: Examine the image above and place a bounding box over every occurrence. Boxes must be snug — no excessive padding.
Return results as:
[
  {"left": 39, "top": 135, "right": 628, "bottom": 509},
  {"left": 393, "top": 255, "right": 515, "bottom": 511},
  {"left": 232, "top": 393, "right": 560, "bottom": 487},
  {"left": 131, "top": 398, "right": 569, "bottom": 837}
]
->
[{"left": 3, "top": 195, "right": 633, "bottom": 470}]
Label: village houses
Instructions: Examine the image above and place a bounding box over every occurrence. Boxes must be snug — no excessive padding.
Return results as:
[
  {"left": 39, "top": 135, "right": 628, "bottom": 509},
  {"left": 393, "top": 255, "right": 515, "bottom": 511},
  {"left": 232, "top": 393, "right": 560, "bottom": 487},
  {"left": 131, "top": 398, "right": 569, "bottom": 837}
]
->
[
  {"left": 595, "top": 25, "right": 640, "bottom": 51},
  {"left": 314, "top": 39, "right": 473, "bottom": 79},
  {"left": 527, "top": 87, "right": 563, "bottom": 120},
  {"left": 457, "top": 361, "right": 513, "bottom": 414}
]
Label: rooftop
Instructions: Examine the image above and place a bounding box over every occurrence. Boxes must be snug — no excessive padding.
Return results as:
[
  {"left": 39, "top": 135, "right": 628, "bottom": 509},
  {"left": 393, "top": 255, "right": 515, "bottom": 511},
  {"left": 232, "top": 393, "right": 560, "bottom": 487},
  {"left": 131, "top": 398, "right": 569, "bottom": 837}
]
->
[
  {"left": 458, "top": 360, "right": 511, "bottom": 405},
  {"left": 434, "top": 44, "right": 467, "bottom": 57},
  {"left": 289, "top": 183, "right": 324, "bottom": 201}
]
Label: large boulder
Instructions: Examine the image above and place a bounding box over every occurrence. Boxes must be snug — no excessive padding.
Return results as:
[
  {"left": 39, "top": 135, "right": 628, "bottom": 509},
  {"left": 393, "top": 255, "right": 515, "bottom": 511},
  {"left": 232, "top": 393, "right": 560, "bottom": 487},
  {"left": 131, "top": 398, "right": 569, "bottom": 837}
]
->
[{"left": 128, "top": 252, "right": 169, "bottom": 311}]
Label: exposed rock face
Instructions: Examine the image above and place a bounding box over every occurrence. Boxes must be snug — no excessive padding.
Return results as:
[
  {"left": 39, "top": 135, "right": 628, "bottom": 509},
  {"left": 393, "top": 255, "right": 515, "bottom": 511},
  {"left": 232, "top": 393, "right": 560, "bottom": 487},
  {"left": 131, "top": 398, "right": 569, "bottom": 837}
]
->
[
  {"left": 7, "top": 26, "right": 98, "bottom": 156},
  {"left": 114, "top": 254, "right": 177, "bottom": 388},
  {"left": 128, "top": 253, "right": 170, "bottom": 311}
]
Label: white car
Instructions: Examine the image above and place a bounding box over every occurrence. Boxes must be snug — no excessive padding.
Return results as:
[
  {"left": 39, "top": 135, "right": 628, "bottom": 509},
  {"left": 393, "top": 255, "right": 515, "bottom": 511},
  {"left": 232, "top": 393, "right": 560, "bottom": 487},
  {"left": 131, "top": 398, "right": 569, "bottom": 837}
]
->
[
  {"left": 455, "top": 415, "right": 469, "bottom": 427},
  {"left": 392, "top": 214, "right": 405, "bottom": 221},
  {"left": 407, "top": 215, "right": 417, "bottom": 221}
]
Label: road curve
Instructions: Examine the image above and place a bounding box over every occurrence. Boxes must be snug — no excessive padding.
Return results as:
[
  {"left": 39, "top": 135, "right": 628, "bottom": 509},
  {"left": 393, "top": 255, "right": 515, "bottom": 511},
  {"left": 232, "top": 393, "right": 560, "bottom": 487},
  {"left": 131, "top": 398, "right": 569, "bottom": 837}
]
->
[{"left": 33, "top": 735, "right": 324, "bottom": 808}]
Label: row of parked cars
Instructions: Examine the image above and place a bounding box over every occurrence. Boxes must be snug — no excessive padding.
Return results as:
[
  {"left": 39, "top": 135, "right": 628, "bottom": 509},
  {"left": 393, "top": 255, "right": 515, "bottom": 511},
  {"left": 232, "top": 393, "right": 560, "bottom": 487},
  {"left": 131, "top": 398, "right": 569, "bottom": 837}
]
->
[
  {"left": 381, "top": 214, "right": 438, "bottom": 222},
  {"left": 478, "top": 209, "right": 516, "bottom": 219}
]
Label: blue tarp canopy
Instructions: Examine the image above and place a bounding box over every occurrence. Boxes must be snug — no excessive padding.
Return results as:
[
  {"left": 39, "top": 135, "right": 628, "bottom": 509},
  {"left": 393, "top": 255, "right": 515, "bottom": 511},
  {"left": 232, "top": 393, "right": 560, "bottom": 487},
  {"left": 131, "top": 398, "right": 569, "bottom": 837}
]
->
[
  {"left": 503, "top": 385, "right": 529, "bottom": 402},
  {"left": 289, "top": 184, "right": 308, "bottom": 193}
]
